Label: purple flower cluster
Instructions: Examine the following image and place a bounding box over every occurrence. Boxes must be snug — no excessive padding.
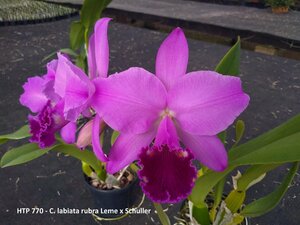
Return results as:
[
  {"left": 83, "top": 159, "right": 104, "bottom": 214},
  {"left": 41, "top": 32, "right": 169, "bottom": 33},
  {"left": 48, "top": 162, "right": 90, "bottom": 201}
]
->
[{"left": 20, "top": 18, "right": 249, "bottom": 203}]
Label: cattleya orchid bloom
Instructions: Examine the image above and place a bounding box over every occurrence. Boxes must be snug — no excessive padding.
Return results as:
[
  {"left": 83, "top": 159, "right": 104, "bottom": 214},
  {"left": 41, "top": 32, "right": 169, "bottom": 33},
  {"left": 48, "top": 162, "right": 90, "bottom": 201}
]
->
[
  {"left": 20, "top": 57, "right": 76, "bottom": 148},
  {"left": 55, "top": 18, "right": 111, "bottom": 122},
  {"left": 19, "top": 17, "right": 111, "bottom": 155},
  {"left": 92, "top": 28, "right": 250, "bottom": 202},
  {"left": 57, "top": 18, "right": 111, "bottom": 162}
]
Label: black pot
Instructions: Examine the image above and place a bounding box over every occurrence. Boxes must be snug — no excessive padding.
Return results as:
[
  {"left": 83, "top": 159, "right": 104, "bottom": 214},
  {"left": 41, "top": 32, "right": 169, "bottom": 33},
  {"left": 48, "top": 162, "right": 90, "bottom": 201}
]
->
[{"left": 84, "top": 174, "right": 142, "bottom": 218}]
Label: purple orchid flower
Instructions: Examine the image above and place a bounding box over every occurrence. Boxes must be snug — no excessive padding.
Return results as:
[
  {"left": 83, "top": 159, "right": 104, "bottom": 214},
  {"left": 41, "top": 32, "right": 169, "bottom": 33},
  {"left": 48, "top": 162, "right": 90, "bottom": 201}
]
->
[
  {"left": 20, "top": 58, "right": 76, "bottom": 148},
  {"left": 56, "top": 18, "right": 111, "bottom": 121},
  {"left": 91, "top": 28, "right": 250, "bottom": 203},
  {"left": 19, "top": 17, "right": 111, "bottom": 153},
  {"left": 52, "top": 18, "right": 111, "bottom": 161}
]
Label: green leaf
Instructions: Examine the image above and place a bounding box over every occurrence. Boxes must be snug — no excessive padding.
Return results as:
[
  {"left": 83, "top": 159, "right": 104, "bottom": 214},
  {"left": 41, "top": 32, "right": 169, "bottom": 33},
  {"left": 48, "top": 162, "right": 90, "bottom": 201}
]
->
[
  {"left": 111, "top": 130, "right": 119, "bottom": 146},
  {"left": 237, "top": 164, "right": 280, "bottom": 191},
  {"left": 230, "top": 214, "right": 245, "bottom": 225},
  {"left": 241, "top": 162, "right": 299, "bottom": 217},
  {"left": 75, "top": 49, "right": 87, "bottom": 71},
  {"left": 42, "top": 52, "right": 57, "bottom": 62},
  {"left": 82, "top": 161, "right": 93, "bottom": 177},
  {"left": 0, "top": 143, "right": 52, "bottom": 168},
  {"left": 229, "top": 114, "right": 300, "bottom": 161},
  {"left": 43, "top": 48, "right": 78, "bottom": 63},
  {"left": 52, "top": 144, "right": 102, "bottom": 175},
  {"left": 231, "top": 132, "right": 300, "bottom": 166},
  {"left": 42, "top": 48, "right": 78, "bottom": 62},
  {"left": 218, "top": 131, "right": 227, "bottom": 144},
  {"left": 59, "top": 48, "right": 78, "bottom": 57},
  {"left": 214, "top": 178, "right": 225, "bottom": 207},
  {"left": 189, "top": 166, "right": 234, "bottom": 207},
  {"left": 0, "top": 125, "right": 30, "bottom": 145},
  {"left": 215, "top": 37, "right": 240, "bottom": 76},
  {"left": 97, "top": 166, "right": 107, "bottom": 181},
  {"left": 153, "top": 203, "right": 170, "bottom": 225},
  {"left": 210, "top": 177, "right": 226, "bottom": 220},
  {"left": 233, "top": 120, "right": 245, "bottom": 147},
  {"left": 81, "top": 0, "right": 112, "bottom": 29},
  {"left": 192, "top": 203, "right": 211, "bottom": 225},
  {"left": 190, "top": 114, "right": 300, "bottom": 208},
  {"left": 70, "top": 21, "right": 85, "bottom": 50},
  {"left": 225, "top": 189, "right": 246, "bottom": 213}
]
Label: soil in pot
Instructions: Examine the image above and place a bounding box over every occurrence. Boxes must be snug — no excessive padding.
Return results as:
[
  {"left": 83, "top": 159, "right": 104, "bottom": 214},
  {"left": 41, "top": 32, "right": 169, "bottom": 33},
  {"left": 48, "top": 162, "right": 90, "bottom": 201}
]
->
[{"left": 85, "top": 170, "right": 142, "bottom": 218}]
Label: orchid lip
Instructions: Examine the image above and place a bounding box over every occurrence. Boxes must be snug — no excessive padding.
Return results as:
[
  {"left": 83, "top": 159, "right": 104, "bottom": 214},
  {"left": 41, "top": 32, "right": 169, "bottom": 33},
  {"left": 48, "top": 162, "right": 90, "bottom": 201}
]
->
[{"left": 138, "top": 144, "right": 197, "bottom": 203}]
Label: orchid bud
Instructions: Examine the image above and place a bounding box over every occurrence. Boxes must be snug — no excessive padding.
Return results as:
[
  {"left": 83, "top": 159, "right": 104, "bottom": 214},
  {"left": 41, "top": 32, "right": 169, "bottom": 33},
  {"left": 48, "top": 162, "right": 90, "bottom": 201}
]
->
[{"left": 76, "top": 119, "right": 94, "bottom": 150}]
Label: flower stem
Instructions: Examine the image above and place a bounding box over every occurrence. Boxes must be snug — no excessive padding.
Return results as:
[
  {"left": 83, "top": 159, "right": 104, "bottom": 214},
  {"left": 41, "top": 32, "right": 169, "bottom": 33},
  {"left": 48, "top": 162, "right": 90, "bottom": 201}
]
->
[{"left": 153, "top": 203, "right": 170, "bottom": 225}]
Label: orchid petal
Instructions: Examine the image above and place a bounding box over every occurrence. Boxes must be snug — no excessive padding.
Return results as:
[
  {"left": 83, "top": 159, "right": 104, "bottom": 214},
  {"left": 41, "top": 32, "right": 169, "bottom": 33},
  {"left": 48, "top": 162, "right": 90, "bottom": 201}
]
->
[
  {"left": 169, "top": 71, "right": 250, "bottom": 135},
  {"left": 19, "top": 76, "right": 48, "bottom": 113},
  {"left": 54, "top": 53, "right": 90, "bottom": 98},
  {"left": 55, "top": 53, "right": 95, "bottom": 121},
  {"left": 179, "top": 130, "right": 228, "bottom": 171},
  {"left": 94, "top": 18, "right": 111, "bottom": 78},
  {"left": 44, "top": 59, "right": 58, "bottom": 81},
  {"left": 60, "top": 122, "right": 76, "bottom": 144},
  {"left": 155, "top": 116, "right": 179, "bottom": 147},
  {"left": 92, "top": 67, "right": 167, "bottom": 134},
  {"left": 156, "top": 27, "right": 188, "bottom": 90},
  {"left": 53, "top": 53, "right": 71, "bottom": 98},
  {"left": 92, "top": 114, "right": 108, "bottom": 162},
  {"left": 43, "top": 79, "right": 60, "bottom": 104},
  {"left": 52, "top": 99, "right": 66, "bottom": 123},
  {"left": 87, "top": 34, "right": 97, "bottom": 79},
  {"left": 106, "top": 130, "right": 156, "bottom": 174},
  {"left": 64, "top": 68, "right": 95, "bottom": 121},
  {"left": 43, "top": 59, "right": 60, "bottom": 103}
]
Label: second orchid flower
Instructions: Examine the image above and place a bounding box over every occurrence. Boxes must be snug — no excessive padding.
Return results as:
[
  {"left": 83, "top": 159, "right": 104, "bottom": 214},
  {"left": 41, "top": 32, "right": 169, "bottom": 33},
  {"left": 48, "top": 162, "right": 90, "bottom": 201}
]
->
[{"left": 91, "top": 28, "right": 250, "bottom": 203}]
